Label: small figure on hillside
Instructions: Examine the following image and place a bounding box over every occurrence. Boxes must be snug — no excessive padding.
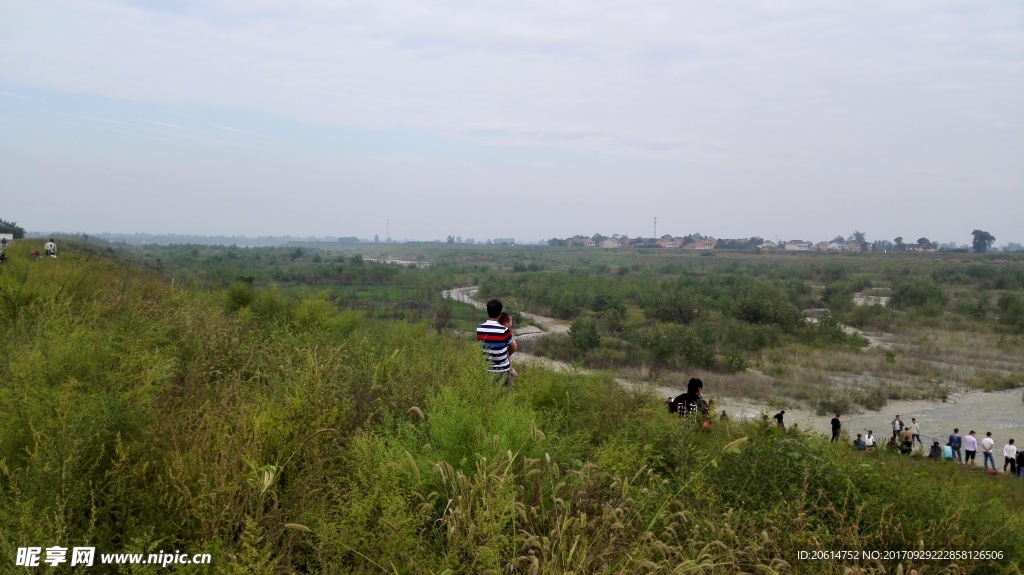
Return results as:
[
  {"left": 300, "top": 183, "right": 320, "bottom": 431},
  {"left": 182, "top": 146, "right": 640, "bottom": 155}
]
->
[
  {"left": 948, "top": 428, "right": 963, "bottom": 464},
  {"left": 497, "top": 312, "right": 518, "bottom": 379},
  {"left": 830, "top": 413, "right": 842, "bottom": 443},
  {"left": 891, "top": 415, "right": 904, "bottom": 440},
  {"left": 720, "top": 409, "right": 728, "bottom": 421},
  {"left": 864, "top": 430, "right": 876, "bottom": 451},
  {"left": 1004, "top": 439, "right": 1018, "bottom": 475},
  {"left": 0, "top": 238, "right": 7, "bottom": 264},
  {"left": 964, "top": 430, "right": 978, "bottom": 466},
  {"left": 476, "top": 299, "right": 517, "bottom": 387},
  {"left": 773, "top": 410, "right": 785, "bottom": 429},
  {"left": 853, "top": 434, "right": 866, "bottom": 450},
  {"left": 44, "top": 238, "right": 57, "bottom": 258},
  {"left": 928, "top": 440, "right": 942, "bottom": 460},
  {"left": 981, "top": 432, "right": 996, "bottom": 471},
  {"left": 909, "top": 418, "right": 923, "bottom": 447},
  {"left": 673, "top": 378, "right": 709, "bottom": 418}
]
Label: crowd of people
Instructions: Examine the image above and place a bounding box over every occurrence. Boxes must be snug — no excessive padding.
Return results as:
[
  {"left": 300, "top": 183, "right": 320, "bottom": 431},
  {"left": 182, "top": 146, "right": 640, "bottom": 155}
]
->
[{"left": 849, "top": 413, "right": 1021, "bottom": 479}]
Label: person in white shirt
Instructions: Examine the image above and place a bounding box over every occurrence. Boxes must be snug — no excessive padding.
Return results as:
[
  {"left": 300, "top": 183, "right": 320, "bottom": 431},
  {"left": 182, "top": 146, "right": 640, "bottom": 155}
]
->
[
  {"left": 44, "top": 238, "right": 57, "bottom": 258},
  {"left": 981, "top": 432, "right": 996, "bottom": 471},
  {"left": 963, "top": 431, "right": 978, "bottom": 466},
  {"left": 909, "top": 418, "right": 923, "bottom": 447},
  {"left": 1004, "top": 439, "right": 1018, "bottom": 475},
  {"left": 864, "top": 430, "right": 876, "bottom": 451}
]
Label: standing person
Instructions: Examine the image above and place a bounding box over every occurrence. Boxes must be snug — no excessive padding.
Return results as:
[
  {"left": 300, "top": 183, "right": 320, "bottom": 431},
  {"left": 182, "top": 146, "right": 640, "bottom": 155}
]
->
[
  {"left": 948, "top": 428, "right": 963, "bottom": 464},
  {"left": 497, "top": 312, "right": 518, "bottom": 379},
  {"left": 476, "top": 299, "right": 517, "bottom": 387},
  {"left": 1016, "top": 448, "right": 1024, "bottom": 481},
  {"left": 44, "top": 238, "right": 57, "bottom": 258},
  {"left": 963, "top": 431, "right": 978, "bottom": 466},
  {"left": 909, "top": 418, "right": 923, "bottom": 447},
  {"left": 864, "top": 430, "right": 876, "bottom": 451},
  {"left": 891, "top": 415, "right": 904, "bottom": 441},
  {"left": 830, "top": 414, "right": 842, "bottom": 443},
  {"left": 1004, "top": 439, "right": 1018, "bottom": 475},
  {"left": 773, "top": 410, "right": 786, "bottom": 429},
  {"left": 981, "top": 432, "right": 996, "bottom": 471}
]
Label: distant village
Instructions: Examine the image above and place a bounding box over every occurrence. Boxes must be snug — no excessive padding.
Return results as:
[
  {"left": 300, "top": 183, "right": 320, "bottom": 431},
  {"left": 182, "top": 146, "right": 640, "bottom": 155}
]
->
[{"left": 545, "top": 233, "right": 946, "bottom": 252}]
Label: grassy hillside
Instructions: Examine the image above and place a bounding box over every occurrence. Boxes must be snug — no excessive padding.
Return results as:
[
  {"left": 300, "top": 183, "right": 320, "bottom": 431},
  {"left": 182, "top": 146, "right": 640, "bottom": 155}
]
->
[{"left": 1, "top": 243, "right": 1022, "bottom": 574}]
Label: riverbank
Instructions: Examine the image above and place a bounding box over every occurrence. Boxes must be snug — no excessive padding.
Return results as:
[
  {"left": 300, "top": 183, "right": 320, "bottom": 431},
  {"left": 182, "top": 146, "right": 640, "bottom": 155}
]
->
[{"left": 447, "top": 286, "right": 1024, "bottom": 449}]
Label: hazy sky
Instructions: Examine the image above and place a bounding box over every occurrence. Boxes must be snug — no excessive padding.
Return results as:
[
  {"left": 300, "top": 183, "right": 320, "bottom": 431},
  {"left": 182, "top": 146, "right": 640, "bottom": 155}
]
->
[{"left": 1, "top": 0, "right": 1021, "bottom": 244}]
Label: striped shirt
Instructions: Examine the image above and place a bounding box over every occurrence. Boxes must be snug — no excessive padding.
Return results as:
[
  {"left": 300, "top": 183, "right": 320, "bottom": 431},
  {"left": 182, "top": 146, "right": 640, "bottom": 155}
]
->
[{"left": 476, "top": 320, "right": 513, "bottom": 372}]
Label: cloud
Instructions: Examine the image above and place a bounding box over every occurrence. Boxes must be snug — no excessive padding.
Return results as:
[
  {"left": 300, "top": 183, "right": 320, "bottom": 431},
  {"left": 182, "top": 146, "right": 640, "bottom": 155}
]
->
[
  {"left": 0, "top": 89, "right": 30, "bottom": 99},
  {"left": 0, "top": 0, "right": 1020, "bottom": 240}
]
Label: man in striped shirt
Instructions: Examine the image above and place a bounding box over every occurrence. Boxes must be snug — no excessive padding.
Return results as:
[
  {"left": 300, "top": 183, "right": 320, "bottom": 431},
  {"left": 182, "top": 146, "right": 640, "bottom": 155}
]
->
[{"left": 476, "top": 299, "right": 517, "bottom": 386}]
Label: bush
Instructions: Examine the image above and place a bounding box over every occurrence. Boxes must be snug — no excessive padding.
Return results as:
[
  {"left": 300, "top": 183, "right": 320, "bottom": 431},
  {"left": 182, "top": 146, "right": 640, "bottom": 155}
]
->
[
  {"left": 890, "top": 277, "right": 948, "bottom": 315},
  {"left": 569, "top": 317, "right": 601, "bottom": 351}
]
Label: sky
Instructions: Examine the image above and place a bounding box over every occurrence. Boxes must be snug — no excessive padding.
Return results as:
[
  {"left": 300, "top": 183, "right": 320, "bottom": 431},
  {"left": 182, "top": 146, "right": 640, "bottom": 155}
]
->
[{"left": 1, "top": 0, "right": 1022, "bottom": 244}]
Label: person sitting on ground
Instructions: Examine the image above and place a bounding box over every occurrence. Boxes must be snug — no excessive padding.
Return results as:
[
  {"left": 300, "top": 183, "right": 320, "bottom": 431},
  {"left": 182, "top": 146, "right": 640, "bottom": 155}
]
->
[
  {"left": 44, "top": 238, "right": 57, "bottom": 258},
  {"left": 497, "top": 312, "right": 518, "bottom": 379},
  {"left": 864, "top": 430, "right": 876, "bottom": 451},
  {"left": 928, "top": 440, "right": 942, "bottom": 460},
  {"left": 853, "top": 434, "right": 866, "bottom": 450},
  {"left": 666, "top": 396, "right": 677, "bottom": 414}
]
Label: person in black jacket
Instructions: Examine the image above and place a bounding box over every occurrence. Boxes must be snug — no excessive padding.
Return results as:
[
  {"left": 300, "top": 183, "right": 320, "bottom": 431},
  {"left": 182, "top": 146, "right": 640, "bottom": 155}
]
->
[
  {"left": 830, "top": 414, "right": 842, "bottom": 443},
  {"left": 673, "top": 378, "right": 709, "bottom": 418}
]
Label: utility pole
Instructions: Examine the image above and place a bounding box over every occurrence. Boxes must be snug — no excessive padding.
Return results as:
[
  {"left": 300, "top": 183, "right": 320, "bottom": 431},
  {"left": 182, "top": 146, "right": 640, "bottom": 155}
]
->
[
  {"left": 653, "top": 217, "right": 657, "bottom": 239},
  {"left": 386, "top": 219, "right": 390, "bottom": 242}
]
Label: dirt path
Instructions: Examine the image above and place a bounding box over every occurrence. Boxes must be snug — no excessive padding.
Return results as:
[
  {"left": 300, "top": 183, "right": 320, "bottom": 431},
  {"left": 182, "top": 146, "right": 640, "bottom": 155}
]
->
[{"left": 445, "top": 287, "right": 1024, "bottom": 445}]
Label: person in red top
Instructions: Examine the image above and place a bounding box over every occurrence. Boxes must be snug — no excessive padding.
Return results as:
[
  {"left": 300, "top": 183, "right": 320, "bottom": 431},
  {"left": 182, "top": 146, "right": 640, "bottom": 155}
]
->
[{"left": 476, "top": 299, "right": 517, "bottom": 386}]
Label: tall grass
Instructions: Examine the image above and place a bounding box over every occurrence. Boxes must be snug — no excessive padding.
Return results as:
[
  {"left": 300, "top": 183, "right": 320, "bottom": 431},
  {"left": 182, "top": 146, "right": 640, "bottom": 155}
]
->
[{"left": 1, "top": 244, "right": 1022, "bottom": 574}]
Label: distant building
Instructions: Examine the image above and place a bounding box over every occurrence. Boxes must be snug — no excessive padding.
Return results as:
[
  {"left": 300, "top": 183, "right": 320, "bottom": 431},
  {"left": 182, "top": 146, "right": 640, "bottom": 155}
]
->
[
  {"left": 599, "top": 238, "right": 621, "bottom": 248},
  {"left": 682, "top": 240, "right": 716, "bottom": 250},
  {"left": 785, "top": 240, "right": 812, "bottom": 251}
]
